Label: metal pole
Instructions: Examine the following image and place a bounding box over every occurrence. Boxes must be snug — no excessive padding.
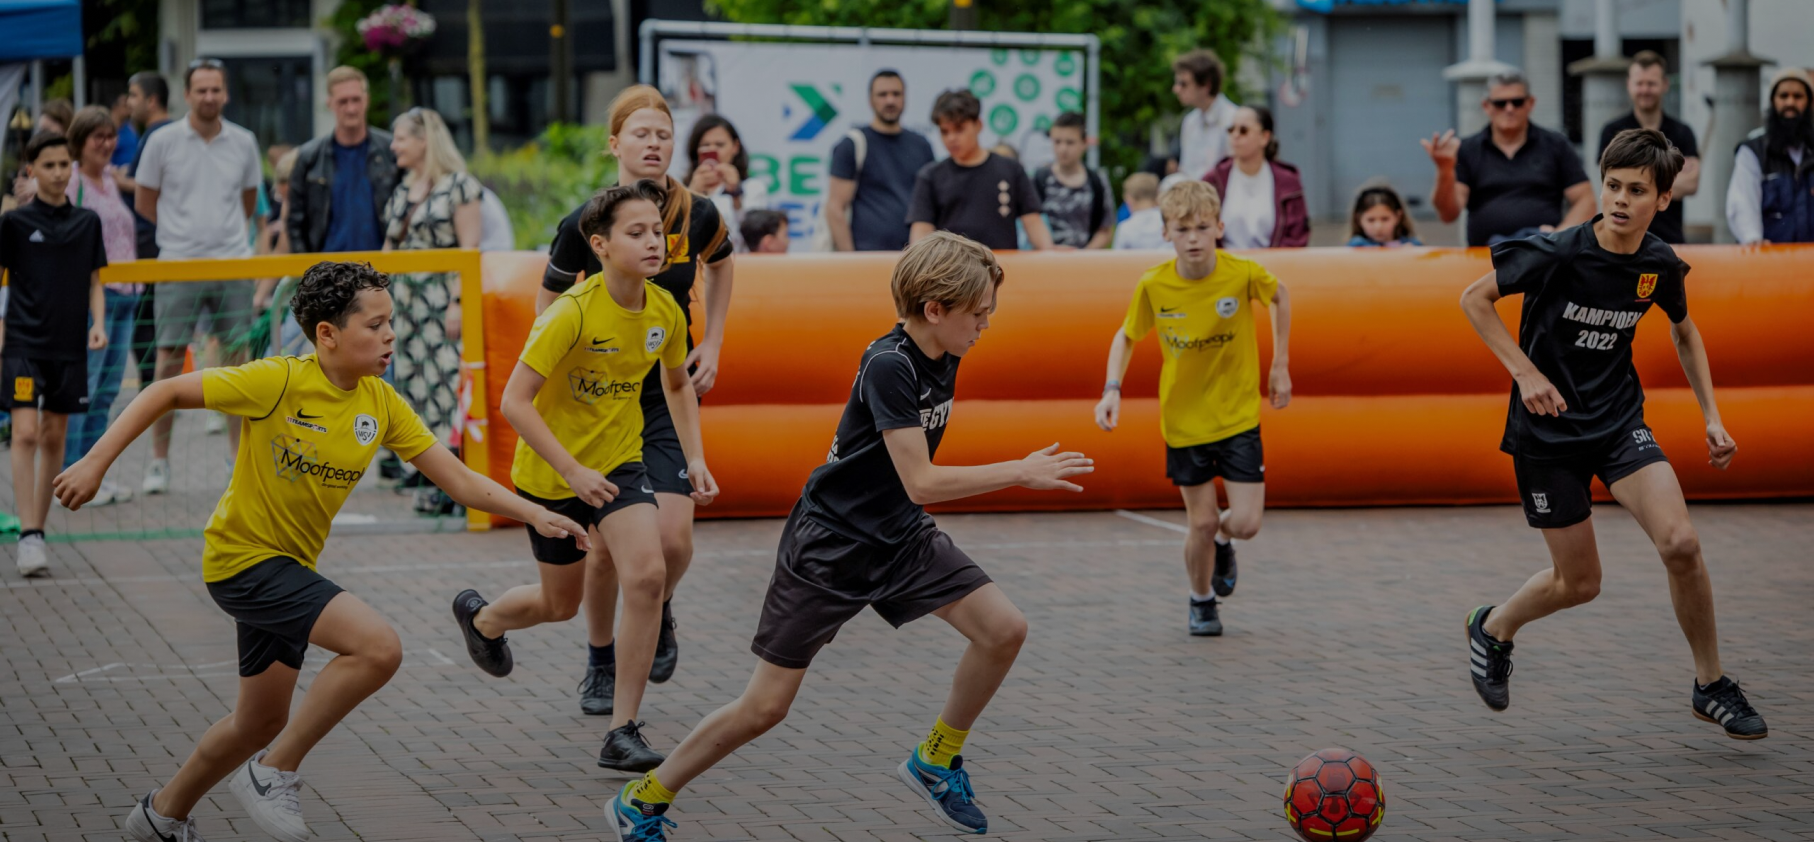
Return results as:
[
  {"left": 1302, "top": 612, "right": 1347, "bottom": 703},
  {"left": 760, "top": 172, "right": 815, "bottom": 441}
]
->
[
  {"left": 1705, "top": 0, "right": 1766, "bottom": 243},
  {"left": 1594, "top": 0, "right": 1619, "bottom": 60},
  {"left": 949, "top": 0, "right": 977, "bottom": 31},
  {"left": 73, "top": 56, "right": 87, "bottom": 108},
  {"left": 1467, "top": 0, "right": 1493, "bottom": 64},
  {"left": 29, "top": 61, "right": 42, "bottom": 122},
  {"left": 1085, "top": 35, "right": 1100, "bottom": 170},
  {"left": 1726, "top": 0, "right": 1748, "bottom": 55}
]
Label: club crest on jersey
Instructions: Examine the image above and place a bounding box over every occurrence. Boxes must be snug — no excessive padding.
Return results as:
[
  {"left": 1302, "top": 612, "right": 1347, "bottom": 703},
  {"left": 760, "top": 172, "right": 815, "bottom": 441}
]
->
[
  {"left": 646, "top": 326, "right": 667, "bottom": 353},
  {"left": 1531, "top": 492, "right": 1550, "bottom": 514},
  {"left": 1636, "top": 273, "right": 1657, "bottom": 300},
  {"left": 1216, "top": 296, "right": 1239, "bottom": 319},
  {"left": 353, "top": 414, "right": 379, "bottom": 445},
  {"left": 666, "top": 233, "right": 689, "bottom": 264}
]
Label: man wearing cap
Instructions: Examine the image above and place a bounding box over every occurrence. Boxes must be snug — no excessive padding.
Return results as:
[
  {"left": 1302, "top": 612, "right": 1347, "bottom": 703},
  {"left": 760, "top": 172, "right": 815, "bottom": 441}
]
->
[{"left": 1727, "top": 67, "right": 1814, "bottom": 244}]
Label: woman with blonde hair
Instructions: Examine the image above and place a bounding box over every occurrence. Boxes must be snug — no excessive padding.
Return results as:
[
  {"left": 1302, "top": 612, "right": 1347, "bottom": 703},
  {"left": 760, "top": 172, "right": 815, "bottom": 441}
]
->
[
  {"left": 534, "top": 84, "right": 734, "bottom": 740},
  {"left": 381, "top": 107, "right": 482, "bottom": 511}
]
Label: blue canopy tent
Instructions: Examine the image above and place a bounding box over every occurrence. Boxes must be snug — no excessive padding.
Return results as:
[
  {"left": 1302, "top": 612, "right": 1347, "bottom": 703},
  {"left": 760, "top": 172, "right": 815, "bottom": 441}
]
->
[{"left": 0, "top": 0, "right": 84, "bottom": 62}]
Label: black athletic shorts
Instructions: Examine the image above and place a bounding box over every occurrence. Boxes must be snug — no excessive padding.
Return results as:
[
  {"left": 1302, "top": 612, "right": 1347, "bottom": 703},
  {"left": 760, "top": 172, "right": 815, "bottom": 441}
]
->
[
  {"left": 640, "top": 396, "right": 693, "bottom": 495},
  {"left": 1166, "top": 427, "right": 1265, "bottom": 486},
  {"left": 206, "top": 557, "right": 345, "bottom": 677},
  {"left": 1, "top": 355, "right": 87, "bottom": 413},
  {"left": 1512, "top": 424, "right": 1670, "bottom": 529},
  {"left": 751, "top": 502, "right": 993, "bottom": 669},
  {"left": 516, "top": 462, "right": 658, "bottom": 565}
]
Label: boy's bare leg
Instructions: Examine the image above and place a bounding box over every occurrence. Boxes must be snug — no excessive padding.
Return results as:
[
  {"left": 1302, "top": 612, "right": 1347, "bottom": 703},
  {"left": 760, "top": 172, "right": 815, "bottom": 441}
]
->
[
  {"left": 1483, "top": 519, "right": 1603, "bottom": 642},
  {"left": 583, "top": 541, "right": 619, "bottom": 648},
  {"left": 151, "top": 663, "right": 301, "bottom": 819},
  {"left": 1218, "top": 481, "right": 1265, "bottom": 542},
  {"left": 10, "top": 409, "right": 43, "bottom": 531},
  {"left": 28, "top": 412, "right": 67, "bottom": 528},
  {"left": 929, "top": 583, "right": 1028, "bottom": 730},
  {"left": 1609, "top": 462, "right": 1723, "bottom": 685},
  {"left": 1178, "top": 481, "right": 1222, "bottom": 595},
  {"left": 473, "top": 527, "right": 596, "bottom": 637},
  {"left": 646, "top": 661, "right": 808, "bottom": 792},
  {"left": 597, "top": 504, "right": 667, "bottom": 728},
  {"left": 655, "top": 493, "right": 695, "bottom": 599},
  {"left": 263, "top": 593, "right": 404, "bottom": 771}
]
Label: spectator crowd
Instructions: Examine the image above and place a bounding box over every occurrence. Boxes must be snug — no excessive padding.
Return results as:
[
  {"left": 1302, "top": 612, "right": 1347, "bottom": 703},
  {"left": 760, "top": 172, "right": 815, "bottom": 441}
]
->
[{"left": 1, "top": 44, "right": 1809, "bottom": 565}]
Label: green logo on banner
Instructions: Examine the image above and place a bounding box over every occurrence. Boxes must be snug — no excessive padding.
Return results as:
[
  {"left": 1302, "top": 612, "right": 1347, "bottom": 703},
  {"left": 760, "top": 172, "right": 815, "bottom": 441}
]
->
[
  {"left": 1034, "top": 115, "right": 1052, "bottom": 133},
  {"left": 1019, "top": 49, "right": 1041, "bottom": 66},
  {"left": 970, "top": 70, "right": 997, "bottom": 98},
  {"left": 991, "top": 49, "right": 1009, "bottom": 66},
  {"left": 1055, "top": 87, "right": 1082, "bottom": 112},
  {"left": 1014, "top": 74, "right": 1040, "bottom": 102},
  {"left": 1055, "top": 53, "right": 1077, "bottom": 77},
  {"left": 989, "top": 104, "right": 1018, "bottom": 136}
]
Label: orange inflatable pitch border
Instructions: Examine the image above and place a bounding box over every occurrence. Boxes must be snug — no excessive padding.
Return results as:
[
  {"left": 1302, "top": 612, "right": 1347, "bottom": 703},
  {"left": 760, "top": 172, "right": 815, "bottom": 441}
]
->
[{"left": 475, "top": 247, "right": 1814, "bottom": 525}]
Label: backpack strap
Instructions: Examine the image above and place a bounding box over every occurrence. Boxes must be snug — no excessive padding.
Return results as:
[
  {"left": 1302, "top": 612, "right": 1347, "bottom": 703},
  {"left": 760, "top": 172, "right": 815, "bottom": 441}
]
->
[{"left": 848, "top": 129, "right": 868, "bottom": 177}]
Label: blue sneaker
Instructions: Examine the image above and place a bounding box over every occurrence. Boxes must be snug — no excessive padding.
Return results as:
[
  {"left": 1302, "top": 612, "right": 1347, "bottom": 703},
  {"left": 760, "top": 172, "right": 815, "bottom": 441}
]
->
[
  {"left": 607, "top": 783, "right": 677, "bottom": 842},
  {"left": 897, "top": 750, "right": 987, "bottom": 834}
]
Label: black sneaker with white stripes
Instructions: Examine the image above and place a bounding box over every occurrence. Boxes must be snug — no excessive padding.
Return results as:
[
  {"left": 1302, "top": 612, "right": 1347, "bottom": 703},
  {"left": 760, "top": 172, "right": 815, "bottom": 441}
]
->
[
  {"left": 1692, "top": 677, "right": 1768, "bottom": 740},
  {"left": 1465, "top": 605, "right": 1514, "bottom": 711}
]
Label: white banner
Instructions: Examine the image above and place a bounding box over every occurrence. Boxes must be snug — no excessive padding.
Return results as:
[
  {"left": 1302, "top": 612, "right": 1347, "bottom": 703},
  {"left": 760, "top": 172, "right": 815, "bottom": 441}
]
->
[{"left": 658, "top": 40, "right": 1086, "bottom": 250}]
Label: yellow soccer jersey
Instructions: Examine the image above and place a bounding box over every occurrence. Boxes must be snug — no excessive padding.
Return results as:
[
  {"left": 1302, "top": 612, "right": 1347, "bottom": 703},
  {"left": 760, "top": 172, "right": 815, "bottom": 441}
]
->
[
  {"left": 511, "top": 274, "right": 687, "bottom": 499},
  {"left": 201, "top": 356, "right": 438, "bottom": 582},
  {"left": 1121, "top": 253, "right": 1280, "bottom": 448}
]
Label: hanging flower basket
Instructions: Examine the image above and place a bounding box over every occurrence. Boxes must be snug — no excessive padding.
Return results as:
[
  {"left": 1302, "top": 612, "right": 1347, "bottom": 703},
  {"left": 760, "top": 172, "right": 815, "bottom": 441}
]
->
[{"left": 356, "top": 4, "right": 437, "bottom": 59}]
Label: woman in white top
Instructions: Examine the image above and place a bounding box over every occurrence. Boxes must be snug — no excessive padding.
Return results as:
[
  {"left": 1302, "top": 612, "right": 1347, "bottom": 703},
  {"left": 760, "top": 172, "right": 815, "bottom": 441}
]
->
[
  {"left": 685, "top": 115, "right": 769, "bottom": 252},
  {"left": 1204, "top": 105, "right": 1310, "bottom": 249}
]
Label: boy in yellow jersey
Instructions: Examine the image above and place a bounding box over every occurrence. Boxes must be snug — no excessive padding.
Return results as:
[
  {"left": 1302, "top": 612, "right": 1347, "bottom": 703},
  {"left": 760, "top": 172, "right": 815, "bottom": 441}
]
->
[
  {"left": 1094, "top": 180, "right": 1293, "bottom": 637},
  {"left": 450, "top": 180, "right": 720, "bottom": 774},
  {"left": 54, "top": 261, "right": 588, "bottom": 842}
]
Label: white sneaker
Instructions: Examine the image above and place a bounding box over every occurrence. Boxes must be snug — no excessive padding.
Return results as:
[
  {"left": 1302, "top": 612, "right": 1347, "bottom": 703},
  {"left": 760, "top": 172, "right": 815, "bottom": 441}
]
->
[
  {"left": 143, "top": 459, "right": 170, "bottom": 495},
  {"left": 101, "top": 478, "right": 134, "bottom": 505},
  {"left": 125, "top": 790, "right": 207, "bottom": 841},
  {"left": 227, "top": 751, "right": 309, "bottom": 842},
  {"left": 205, "top": 411, "right": 227, "bottom": 435},
  {"left": 16, "top": 535, "right": 48, "bottom": 578}
]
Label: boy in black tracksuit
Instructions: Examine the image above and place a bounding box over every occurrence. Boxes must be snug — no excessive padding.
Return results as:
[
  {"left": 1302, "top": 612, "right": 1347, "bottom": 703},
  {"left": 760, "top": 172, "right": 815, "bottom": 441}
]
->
[{"left": 1457, "top": 128, "right": 1766, "bottom": 740}]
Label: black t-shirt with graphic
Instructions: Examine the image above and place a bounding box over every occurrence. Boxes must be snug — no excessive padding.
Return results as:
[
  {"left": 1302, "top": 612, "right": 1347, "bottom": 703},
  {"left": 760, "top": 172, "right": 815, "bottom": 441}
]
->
[
  {"left": 0, "top": 200, "right": 108, "bottom": 360},
  {"left": 543, "top": 187, "right": 732, "bottom": 406},
  {"left": 907, "top": 153, "right": 1040, "bottom": 250},
  {"left": 1492, "top": 218, "right": 1689, "bottom": 458},
  {"left": 800, "top": 324, "right": 959, "bottom": 545}
]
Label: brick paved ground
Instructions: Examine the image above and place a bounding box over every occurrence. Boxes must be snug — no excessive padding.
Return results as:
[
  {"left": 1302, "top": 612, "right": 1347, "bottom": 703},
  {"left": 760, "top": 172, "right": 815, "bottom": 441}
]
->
[{"left": 3, "top": 503, "right": 1810, "bottom": 841}]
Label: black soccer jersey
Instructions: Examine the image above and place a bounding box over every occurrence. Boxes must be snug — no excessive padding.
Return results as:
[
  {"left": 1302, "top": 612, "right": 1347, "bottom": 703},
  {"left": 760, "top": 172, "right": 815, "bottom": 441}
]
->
[
  {"left": 541, "top": 190, "right": 732, "bottom": 324},
  {"left": 799, "top": 324, "right": 959, "bottom": 546},
  {"left": 0, "top": 199, "right": 107, "bottom": 360},
  {"left": 1492, "top": 217, "right": 1689, "bottom": 458}
]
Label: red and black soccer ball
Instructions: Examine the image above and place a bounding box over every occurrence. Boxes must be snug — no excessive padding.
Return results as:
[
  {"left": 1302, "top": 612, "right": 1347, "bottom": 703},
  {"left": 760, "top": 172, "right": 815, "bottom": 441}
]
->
[{"left": 1282, "top": 748, "right": 1385, "bottom": 842}]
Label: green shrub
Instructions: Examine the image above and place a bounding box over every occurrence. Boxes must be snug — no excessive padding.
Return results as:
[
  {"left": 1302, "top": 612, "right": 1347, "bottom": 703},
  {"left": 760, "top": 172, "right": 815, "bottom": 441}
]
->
[{"left": 470, "top": 123, "right": 617, "bottom": 251}]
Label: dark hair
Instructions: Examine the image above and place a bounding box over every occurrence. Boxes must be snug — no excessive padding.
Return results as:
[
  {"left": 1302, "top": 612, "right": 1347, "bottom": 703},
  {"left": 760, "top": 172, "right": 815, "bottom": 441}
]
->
[
  {"left": 66, "top": 106, "right": 117, "bottom": 165},
  {"left": 1349, "top": 183, "right": 1416, "bottom": 242},
  {"left": 1172, "top": 49, "right": 1226, "bottom": 96},
  {"left": 869, "top": 69, "right": 903, "bottom": 94},
  {"left": 40, "top": 99, "right": 74, "bottom": 132},
  {"left": 23, "top": 131, "right": 69, "bottom": 164},
  {"left": 931, "top": 89, "right": 982, "bottom": 126},
  {"left": 579, "top": 179, "right": 669, "bottom": 241},
  {"left": 129, "top": 71, "right": 169, "bottom": 110},
  {"left": 1240, "top": 105, "right": 1279, "bottom": 161},
  {"left": 739, "top": 209, "right": 787, "bottom": 250},
  {"left": 185, "top": 58, "right": 227, "bottom": 91},
  {"left": 294, "top": 262, "right": 391, "bottom": 344},
  {"left": 1050, "top": 111, "right": 1086, "bottom": 137},
  {"left": 686, "top": 114, "right": 750, "bottom": 182},
  {"left": 1630, "top": 50, "right": 1666, "bottom": 73},
  {"left": 1599, "top": 127, "right": 1684, "bottom": 192}
]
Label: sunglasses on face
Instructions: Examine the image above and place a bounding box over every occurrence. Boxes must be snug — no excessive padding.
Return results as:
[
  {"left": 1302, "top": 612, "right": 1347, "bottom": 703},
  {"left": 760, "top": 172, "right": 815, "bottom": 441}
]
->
[
  {"left": 1488, "top": 97, "right": 1528, "bottom": 110},
  {"left": 188, "top": 58, "right": 224, "bottom": 70}
]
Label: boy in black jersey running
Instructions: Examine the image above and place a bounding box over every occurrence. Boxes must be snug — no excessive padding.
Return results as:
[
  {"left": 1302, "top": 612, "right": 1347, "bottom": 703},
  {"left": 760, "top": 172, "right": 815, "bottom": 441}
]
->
[
  {"left": 602, "top": 232, "right": 1093, "bottom": 841},
  {"left": 1458, "top": 128, "right": 1766, "bottom": 740}
]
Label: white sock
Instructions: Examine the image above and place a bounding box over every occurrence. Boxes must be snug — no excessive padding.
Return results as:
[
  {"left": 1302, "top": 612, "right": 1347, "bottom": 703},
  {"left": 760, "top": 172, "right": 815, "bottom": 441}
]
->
[
  {"left": 1190, "top": 591, "right": 1216, "bottom": 603},
  {"left": 1214, "top": 535, "right": 1231, "bottom": 546}
]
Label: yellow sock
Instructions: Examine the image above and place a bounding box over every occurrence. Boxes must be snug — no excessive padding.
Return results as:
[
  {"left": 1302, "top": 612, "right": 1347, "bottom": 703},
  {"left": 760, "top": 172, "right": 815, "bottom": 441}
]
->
[
  {"left": 918, "top": 717, "right": 970, "bottom": 768},
  {"left": 623, "top": 771, "right": 676, "bottom": 806}
]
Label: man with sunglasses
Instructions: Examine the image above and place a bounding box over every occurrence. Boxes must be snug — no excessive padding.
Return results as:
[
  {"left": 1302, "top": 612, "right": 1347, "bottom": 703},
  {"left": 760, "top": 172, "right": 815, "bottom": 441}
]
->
[{"left": 1423, "top": 69, "right": 1594, "bottom": 246}]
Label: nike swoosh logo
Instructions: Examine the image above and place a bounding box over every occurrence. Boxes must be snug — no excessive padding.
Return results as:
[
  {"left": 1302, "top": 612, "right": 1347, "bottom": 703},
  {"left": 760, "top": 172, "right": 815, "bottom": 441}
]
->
[
  {"left": 248, "top": 761, "right": 272, "bottom": 796},
  {"left": 920, "top": 389, "right": 933, "bottom": 400},
  {"left": 592, "top": 336, "right": 613, "bottom": 345},
  {"left": 142, "top": 798, "right": 178, "bottom": 842},
  {"left": 1160, "top": 306, "right": 1178, "bottom": 312},
  {"left": 296, "top": 410, "right": 322, "bottom": 419},
  {"left": 640, "top": 485, "right": 654, "bottom": 494}
]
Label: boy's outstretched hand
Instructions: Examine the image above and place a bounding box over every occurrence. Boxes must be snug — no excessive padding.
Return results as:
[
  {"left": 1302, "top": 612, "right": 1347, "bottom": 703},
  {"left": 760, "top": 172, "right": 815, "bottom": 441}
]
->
[
  {"left": 1020, "top": 443, "right": 1093, "bottom": 492},
  {"left": 52, "top": 460, "right": 104, "bottom": 511},
  {"left": 529, "top": 508, "right": 591, "bottom": 551},
  {"left": 1093, "top": 391, "right": 1121, "bottom": 431}
]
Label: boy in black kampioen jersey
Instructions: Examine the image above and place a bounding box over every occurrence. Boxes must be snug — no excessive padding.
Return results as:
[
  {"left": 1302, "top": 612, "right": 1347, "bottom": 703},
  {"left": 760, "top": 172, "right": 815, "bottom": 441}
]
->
[
  {"left": 1458, "top": 128, "right": 1766, "bottom": 740},
  {"left": 602, "top": 232, "right": 1094, "bottom": 841}
]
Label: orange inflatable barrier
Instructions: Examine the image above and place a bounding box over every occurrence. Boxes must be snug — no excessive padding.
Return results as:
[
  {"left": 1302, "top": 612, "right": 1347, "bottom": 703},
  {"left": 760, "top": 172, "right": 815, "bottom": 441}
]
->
[{"left": 475, "top": 246, "right": 1814, "bottom": 523}]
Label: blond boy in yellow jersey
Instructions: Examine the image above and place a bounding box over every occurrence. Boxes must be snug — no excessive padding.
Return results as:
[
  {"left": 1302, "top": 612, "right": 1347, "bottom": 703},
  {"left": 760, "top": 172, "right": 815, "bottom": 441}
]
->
[
  {"left": 55, "top": 262, "right": 588, "bottom": 842},
  {"left": 1094, "top": 180, "right": 1293, "bottom": 637},
  {"left": 450, "top": 180, "right": 720, "bottom": 775}
]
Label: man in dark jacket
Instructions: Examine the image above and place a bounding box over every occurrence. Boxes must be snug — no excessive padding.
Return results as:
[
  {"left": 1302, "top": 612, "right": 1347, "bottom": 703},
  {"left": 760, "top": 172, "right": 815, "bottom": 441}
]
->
[
  {"left": 286, "top": 66, "right": 399, "bottom": 254},
  {"left": 1727, "top": 67, "right": 1814, "bottom": 244}
]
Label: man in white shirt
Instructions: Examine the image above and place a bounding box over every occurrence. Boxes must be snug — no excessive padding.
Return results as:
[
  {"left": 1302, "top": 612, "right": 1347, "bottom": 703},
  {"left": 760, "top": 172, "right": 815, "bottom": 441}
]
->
[
  {"left": 1172, "top": 49, "right": 1240, "bottom": 181},
  {"left": 133, "top": 59, "right": 263, "bottom": 492}
]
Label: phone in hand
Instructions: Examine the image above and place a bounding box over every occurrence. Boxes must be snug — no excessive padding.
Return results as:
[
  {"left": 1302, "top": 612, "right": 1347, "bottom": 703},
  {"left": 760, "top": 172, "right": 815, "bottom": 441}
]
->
[{"left": 698, "top": 150, "right": 720, "bottom": 164}]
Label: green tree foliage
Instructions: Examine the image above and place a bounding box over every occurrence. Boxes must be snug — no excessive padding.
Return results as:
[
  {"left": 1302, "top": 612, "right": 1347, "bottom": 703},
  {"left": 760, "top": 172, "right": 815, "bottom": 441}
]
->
[
  {"left": 88, "top": 0, "right": 159, "bottom": 80},
  {"left": 329, "top": 0, "right": 397, "bottom": 122},
  {"left": 706, "top": 0, "right": 1284, "bottom": 175},
  {"left": 469, "top": 123, "right": 617, "bottom": 249}
]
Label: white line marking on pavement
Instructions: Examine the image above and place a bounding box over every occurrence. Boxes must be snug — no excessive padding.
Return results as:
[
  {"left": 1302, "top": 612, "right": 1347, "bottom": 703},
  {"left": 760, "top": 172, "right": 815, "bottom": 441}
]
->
[
  {"left": 54, "top": 662, "right": 126, "bottom": 683},
  {"left": 1115, "top": 509, "right": 1190, "bottom": 534}
]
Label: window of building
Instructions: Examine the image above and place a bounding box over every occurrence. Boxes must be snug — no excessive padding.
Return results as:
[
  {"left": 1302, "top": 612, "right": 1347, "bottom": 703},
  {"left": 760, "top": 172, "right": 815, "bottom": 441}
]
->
[
  {"left": 201, "top": 0, "right": 311, "bottom": 29},
  {"left": 221, "top": 56, "right": 315, "bottom": 149}
]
